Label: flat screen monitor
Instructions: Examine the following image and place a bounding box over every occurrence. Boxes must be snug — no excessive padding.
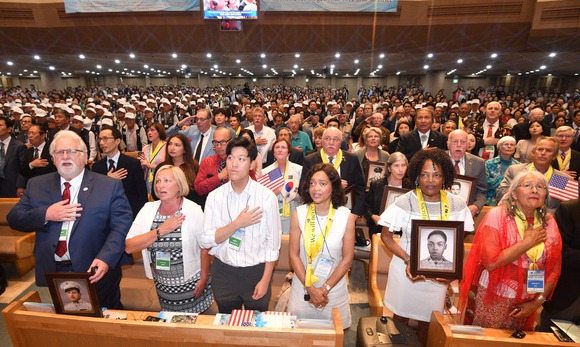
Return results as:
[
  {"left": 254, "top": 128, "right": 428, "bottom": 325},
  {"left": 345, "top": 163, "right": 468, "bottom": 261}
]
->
[{"left": 203, "top": 0, "right": 257, "bottom": 20}]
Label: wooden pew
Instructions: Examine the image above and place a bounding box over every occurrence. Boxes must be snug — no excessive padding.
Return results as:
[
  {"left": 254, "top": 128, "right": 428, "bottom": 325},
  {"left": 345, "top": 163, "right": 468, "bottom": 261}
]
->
[{"left": 0, "top": 198, "right": 35, "bottom": 277}]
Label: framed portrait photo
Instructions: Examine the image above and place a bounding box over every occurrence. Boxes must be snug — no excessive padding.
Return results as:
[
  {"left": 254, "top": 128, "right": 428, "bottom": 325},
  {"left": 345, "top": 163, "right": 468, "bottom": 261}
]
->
[
  {"left": 45, "top": 272, "right": 102, "bottom": 317},
  {"left": 365, "top": 162, "right": 387, "bottom": 191},
  {"left": 410, "top": 220, "right": 464, "bottom": 280},
  {"left": 380, "top": 186, "right": 410, "bottom": 214},
  {"left": 446, "top": 175, "right": 476, "bottom": 204},
  {"left": 344, "top": 185, "right": 355, "bottom": 211}
]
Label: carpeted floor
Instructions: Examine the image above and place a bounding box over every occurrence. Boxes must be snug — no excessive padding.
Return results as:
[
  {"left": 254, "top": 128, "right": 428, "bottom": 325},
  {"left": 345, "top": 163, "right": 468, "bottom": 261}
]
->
[{"left": 0, "top": 256, "right": 372, "bottom": 347}]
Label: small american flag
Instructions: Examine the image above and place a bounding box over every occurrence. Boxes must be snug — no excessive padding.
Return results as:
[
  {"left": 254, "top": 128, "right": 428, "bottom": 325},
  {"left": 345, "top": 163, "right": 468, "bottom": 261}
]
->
[
  {"left": 548, "top": 174, "right": 579, "bottom": 201},
  {"left": 257, "top": 167, "right": 284, "bottom": 191},
  {"left": 228, "top": 309, "right": 254, "bottom": 326}
]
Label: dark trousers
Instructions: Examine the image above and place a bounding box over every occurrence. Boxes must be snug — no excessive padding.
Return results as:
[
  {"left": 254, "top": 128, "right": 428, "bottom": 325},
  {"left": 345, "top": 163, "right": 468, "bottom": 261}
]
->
[
  {"left": 57, "top": 265, "right": 123, "bottom": 309},
  {"left": 211, "top": 258, "right": 271, "bottom": 314}
]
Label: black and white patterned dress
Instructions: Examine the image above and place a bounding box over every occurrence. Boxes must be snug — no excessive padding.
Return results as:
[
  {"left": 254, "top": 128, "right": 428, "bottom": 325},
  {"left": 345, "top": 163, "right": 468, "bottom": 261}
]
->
[{"left": 148, "top": 210, "right": 213, "bottom": 313}]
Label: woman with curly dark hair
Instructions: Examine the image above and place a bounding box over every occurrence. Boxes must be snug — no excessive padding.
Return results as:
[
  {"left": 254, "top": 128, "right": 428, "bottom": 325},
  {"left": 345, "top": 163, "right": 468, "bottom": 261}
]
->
[
  {"left": 377, "top": 148, "right": 474, "bottom": 344},
  {"left": 287, "top": 163, "right": 355, "bottom": 329}
]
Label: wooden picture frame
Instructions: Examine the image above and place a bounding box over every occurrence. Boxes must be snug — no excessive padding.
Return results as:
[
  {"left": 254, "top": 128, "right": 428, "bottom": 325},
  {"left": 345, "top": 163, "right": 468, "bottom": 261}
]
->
[
  {"left": 447, "top": 174, "right": 476, "bottom": 204},
  {"left": 344, "top": 185, "right": 355, "bottom": 211},
  {"left": 379, "top": 186, "right": 410, "bottom": 214},
  {"left": 45, "top": 272, "right": 102, "bottom": 317},
  {"left": 365, "top": 162, "right": 387, "bottom": 191},
  {"left": 410, "top": 220, "right": 464, "bottom": 280}
]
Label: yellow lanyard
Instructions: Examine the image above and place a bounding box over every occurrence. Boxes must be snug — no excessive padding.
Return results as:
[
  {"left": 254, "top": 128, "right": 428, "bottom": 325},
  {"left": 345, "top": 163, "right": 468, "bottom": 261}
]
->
[
  {"left": 416, "top": 188, "right": 450, "bottom": 221},
  {"left": 147, "top": 141, "right": 165, "bottom": 182},
  {"left": 320, "top": 149, "right": 343, "bottom": 170},
  {"left": 304, "top": 203, "right": 335, "bottom": 287},
  {"left": 514, "top": 208, "right": 545, "bottom": 269},
  {"left": 556, "top": 151, "right": 571, "bottom": 171},
  {"left": 528, "top": 163, "right": 553, "bottom": 181},
  {"left": 279, "top": 160, "right": 291, "bottom": 217}
]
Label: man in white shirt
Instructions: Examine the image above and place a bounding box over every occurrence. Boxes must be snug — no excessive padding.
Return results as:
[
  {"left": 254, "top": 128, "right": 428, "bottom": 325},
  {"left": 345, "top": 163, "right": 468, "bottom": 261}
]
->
[
  {"left": 200, "top": 136, "right": 281, "bottom": 313},
  {"left": 246, "top": 107, "right": 276, "bottom": 164}
]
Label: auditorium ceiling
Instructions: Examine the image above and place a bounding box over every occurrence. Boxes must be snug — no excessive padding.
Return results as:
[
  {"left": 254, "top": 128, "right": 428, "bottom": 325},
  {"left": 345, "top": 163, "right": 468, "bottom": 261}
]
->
[{"left": 0, "top": 0, "right": 578, "bottom": 80}]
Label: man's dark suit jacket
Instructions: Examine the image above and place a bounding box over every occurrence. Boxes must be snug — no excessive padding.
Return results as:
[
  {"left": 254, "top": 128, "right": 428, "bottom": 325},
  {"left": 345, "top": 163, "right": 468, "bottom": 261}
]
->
[
  {"left": 19, "top": 143, "right": 56, "bottom": 183},
  {"left": 0, "top": 137, "right": 26, "bottom": 197},
  {"left": 396, "top": 129, "right": 448, "bottom": 161},
  {"left": 543, "top": 199, "right": 580, "bottom": 313},
  {"left": 264, "top": 148, "right": 304, "bottom": 167},
  {"left": 551, "top": 149, "right": 580, "bottom": 181},
  {"left": 300, "top": 150, "right": 366, "bottom": 216},
  {"left": 92, "top": 153, "right": 148, "bottom": 218},
  {"left": 7, "top": 170, "right": 133, "bottom": 309},
  {"left": 511, "top": 121, "right": 550, "bottom": 142}
]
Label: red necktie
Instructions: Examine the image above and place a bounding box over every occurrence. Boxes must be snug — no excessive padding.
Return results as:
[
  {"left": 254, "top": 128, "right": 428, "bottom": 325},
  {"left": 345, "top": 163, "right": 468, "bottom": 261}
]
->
[
  {"left": 55, "top": 182, "right": 71, "bottom": 257},
  {"left": 454, "top": 161, "right": 461, "bottom": 175}
]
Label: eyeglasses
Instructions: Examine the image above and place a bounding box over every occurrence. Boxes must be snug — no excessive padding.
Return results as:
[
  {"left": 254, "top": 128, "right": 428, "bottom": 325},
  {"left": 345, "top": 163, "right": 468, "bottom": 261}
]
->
[
  {"left": 212, "top": 139, "right": 230, "bottom": 147},
  {"left": 53, "top": 149, "right": 85, "bottom": 157},
  {"left": 195, "top": 117, "right": 211, "bottom": 122},
  {"left": 97, "top": 136, "right": 115, "bottom": 142},
  {"left": 517, "top": 182, "right": 547, "bottom": 191},
  {"left": 555, "top": 134, "right": 573, "bottom": 139},
  {"left": 323, "top": 137, "right": 341, "bottom": 143}
]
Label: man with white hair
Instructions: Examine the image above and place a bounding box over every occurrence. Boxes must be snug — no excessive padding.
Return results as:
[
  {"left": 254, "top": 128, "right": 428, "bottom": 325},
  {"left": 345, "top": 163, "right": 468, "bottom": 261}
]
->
[
  {"left": 473, "top": 101, "right": 506, "bottom": 160},
  {"left": 552, "top": 126, "right": 580, "bottom": 180},
  {"left": 300, "top": 127, "right": 366, "bottom": 217},
  {"left": 246, "top": 107, "right": 276, "bottom": 164}
]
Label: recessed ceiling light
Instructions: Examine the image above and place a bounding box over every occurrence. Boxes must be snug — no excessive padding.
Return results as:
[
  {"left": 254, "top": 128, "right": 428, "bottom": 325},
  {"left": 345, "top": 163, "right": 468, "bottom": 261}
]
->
[
  {"left": 79, "top": 54, "right": 85, "bottom": 59},
  {"left": 33, "top": 70, "right": 37, "bottom": 73},
  {"left": 427, "top": 53, "right": 433, "bottom": 58},
  {"left": 330, "top": 64, "right": 335, "bottom": 69},
  {"left": 293, "top": 64, "right": 298, "bottom": 69},
  {"left": 491, "top": 53, "right": 498, "bottom": 58},
  {"left": 295, "top": 53, "right": 300, "bottom": 58},
  {"left": 236, "top": 59, "right": 241, "bottom": 64},
  {"left": 181, "top": 64, "right": 187, "bottom": 69},
  {"left": 548, "top": 73, "right": 552, "bottom": 76},
  {"left": 260, "top": 53, "right": 266, "bottom": 58},
  {"left": 354, "top": 59, "right": 359, "bottom": 64},
  {"left": 213, "top": 64, "right": 218, "bottom": 69},
  {"left": 263, "top": 64, "right": 267, "bottom": 68},
  {"left": 486, "top": 65, "right": 492, "bottom": 69},
  {"left": 549, "top": 52, "right": 556, "bottom": 57},
  {"left": 457, "top": 59, "right": 463, "bottom": 64},
  {"left": 206, "top": 53, "right": 212, "bottom": 58},
  {"left": 108, "top": 69, "right": 113, "bottom": 72},
  {"left": 114, "top": 59, "right": 120, "bottom": 64},
  {"left": 33, "top": 55, "right": 40, "bottom": 60},
  {"left": 171, "top": 53, "right": 177, "bottom": 58},
  {"left": 423, "top": 65, "right": 429, "bottom": 69},
  {"left": 540, "top": 65, "right": 546, "bottom": 70},
  {"left": 129, "top": 53, "right": 135, "bottom": 58},
  {"left": 49, "top": 66, "right": 55, "bottom": 70},
  {"left": 379, "top": 53, "right": 385, "bottom": 59},
  {"left": 96, "top": 65, "right": 102, "bottom": 69},
  {"left": 335, "top": 53, "right": 341, "bottom": 58},
  {"left": 86, "top": 70, "right": 90, "bottom": 73},
  {"left": 396, "top": 71, "right": 401, "bottom": 75},
  {"left": 378, "top": 65, "right": 383, "bottom": 69},
  {"left": 7, "top": 61, "right": 13, "bottom": 66}
]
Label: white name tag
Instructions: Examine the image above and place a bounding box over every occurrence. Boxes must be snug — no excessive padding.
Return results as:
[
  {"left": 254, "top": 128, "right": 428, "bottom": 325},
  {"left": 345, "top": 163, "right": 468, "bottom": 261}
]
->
[{"left": 314, "top": 256, "right": 334, "bottom": 280}]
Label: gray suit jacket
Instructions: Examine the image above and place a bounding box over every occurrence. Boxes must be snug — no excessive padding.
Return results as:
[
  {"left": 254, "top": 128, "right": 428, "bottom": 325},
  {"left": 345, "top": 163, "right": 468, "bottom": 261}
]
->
[
  {"left": 496, "top": 163, "right": 571, "bottom": 213},
  {"left": 166, "top": 124, "right": 216, "bottom": 162},
  {"left": 463, "top": 152, "right": 487, "bottom": 211}
]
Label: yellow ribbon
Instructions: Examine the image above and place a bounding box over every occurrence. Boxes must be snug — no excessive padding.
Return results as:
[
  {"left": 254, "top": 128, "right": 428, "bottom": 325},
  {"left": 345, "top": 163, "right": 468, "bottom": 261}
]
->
[
  {"left": 528, "top": 163, "right": 553, "bottom": 181},
  {"left": 304, "top": 203, "right": 335, "bottom": 287},
  {"left": 320, "top": 149, "right": 343, "bottom": 170},
  {"left": 514, "top": 208, "right": 545, "bottom": 269},
  {"left": 556, "top": 151, "right": 571, "bottom": 171},
  {"left": 416, "top": 188, "right": 450, "bottom": 221},
  {"left": 147, "top": 141, "right": 165, "bottom": 183}
]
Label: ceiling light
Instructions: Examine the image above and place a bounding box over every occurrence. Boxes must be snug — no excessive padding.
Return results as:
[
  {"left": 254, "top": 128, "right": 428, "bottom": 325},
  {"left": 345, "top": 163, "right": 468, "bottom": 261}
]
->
[
  {"left": 293, "top": 64, "right": 298, "bottom": 69},
  {"left": 129, "top": 53, "right": 135, "bottom": 58},
  {"left": 457, "top": 59, "right": 463, "bottom": 64},
  {"left": 548, "top": 73, "right": 552, "bottom": 76},
  {"left": 486, "top": 65, "right": 492, "bottom": 69},
  {"left": 33, "top": 70, "right": 37, "bottom": 73},
  {"left": 427, "top": 53, "right": 433, "bottom": 58},
  {"left": 213, "top": 64, "right": 218, "bottom": 69},
  {"left": 335, "top": 53, "right": 341, "bottom": 58},
  {"left": 423, "top": 65, "right": 429, "bottom": 69},
  {"left": 114, "top": 59, "right": 120, "bottom": 64},
  {"left": 354, "top": 59, "right": 359, "bottom": 64},
  {"left": 549, "top": 52, "right": 556, "bottom": 57},
  {"left": 79, "top": 54, "right": 85, "bottom": 59},
  {"left": 171, "top": 53, "right": 177, "bottom": 58},
  {"left": 86, "top": 70, "right": 90, "bottom": 73},
  {"left": 330, "top": 64, "right": 335, "bottom": 69},
  {"left": 378, "top": 65, "right": 383, "bottom": 69},
  {"left": 379, "top": 53, "right": 385, "bottom": 59},
  {"left": 144, "top": 64, "right": 149, "bottom": 69},
  {"left": 96, "top": 65, "right": 102, "bottom": 69},
  {"left": 260, "top": 53, "right": 266, "bottom": 58},
  {"left": 491, "top": 53, "right": 498, "bottom": 58},
  {"left": 33, "top": 55, "right": 40, "bottom": 60},
  {"left": 236, "top": 59, "right": 241, "bottom": 64},
  {"left": 49, "top": 66, "right": 55, "bottom": 70},
  {"left": 396, "top": 71, "right": 401, "bottom": 75},
  {"left": 263, "top": 64, "right": 267, "bottom": 68},
  {"left": 540, "top": 65, "right": 546, "bottom": 70},
  {"left": 7, "top": 61, "right": 13, "bottom": 66},
  {"left": 295, "top": 53, "right": 300, "bottom": 58},
  {"left": 108, "top": 69, "right": 113, "bottom": 72},
  {"left": 181, "top": 64, "right": 187, "bottom": 69}
]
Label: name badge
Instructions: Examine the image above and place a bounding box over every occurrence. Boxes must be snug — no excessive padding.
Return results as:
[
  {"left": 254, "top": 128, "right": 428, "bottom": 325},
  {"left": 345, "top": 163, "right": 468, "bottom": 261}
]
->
[
  {"left": 314, "top": 256, "right": 334, "bottom": 280},
  {"left": 485, "top": 145, "right": 495, "bottom": 157},
  {"left": 527, "top": 269, "right": 545, "bottom": 293},
  {"left": 156, "top": 251, "right": 171, "bottom": 271},
  {"left": 228, "top": 229, "right": 245, "bottom": 251}
]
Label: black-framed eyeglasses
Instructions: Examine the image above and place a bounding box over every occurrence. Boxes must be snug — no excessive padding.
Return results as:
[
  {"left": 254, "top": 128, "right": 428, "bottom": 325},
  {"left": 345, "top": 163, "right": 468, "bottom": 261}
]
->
[{"left": 212, "top": 139, "right": 231, "bottom": 147}]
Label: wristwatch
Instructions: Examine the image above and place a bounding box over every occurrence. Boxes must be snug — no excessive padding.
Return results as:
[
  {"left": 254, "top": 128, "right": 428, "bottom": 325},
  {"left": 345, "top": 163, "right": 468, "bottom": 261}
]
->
[
  {"left": 536, "top": 294, "right": 546, "bottom": 303},
  {"left": 323, "top": 283, "right": 331, "bottom": 294},
  {"left": 403, "top": 257, "right": 411, "bottom": 265}
]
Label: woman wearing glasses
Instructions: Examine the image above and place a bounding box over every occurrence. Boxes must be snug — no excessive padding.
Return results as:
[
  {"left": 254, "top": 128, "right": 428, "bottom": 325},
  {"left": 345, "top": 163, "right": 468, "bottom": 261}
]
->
[{"left": 461, "top": 171, "right": 562, "bottom": 330}]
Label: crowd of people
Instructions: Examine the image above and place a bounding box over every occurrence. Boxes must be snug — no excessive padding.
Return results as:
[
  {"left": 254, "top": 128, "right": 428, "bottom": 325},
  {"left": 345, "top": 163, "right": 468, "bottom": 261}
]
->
[{"left": 1, "top": 82, "right": 579, "bottom": 339}]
